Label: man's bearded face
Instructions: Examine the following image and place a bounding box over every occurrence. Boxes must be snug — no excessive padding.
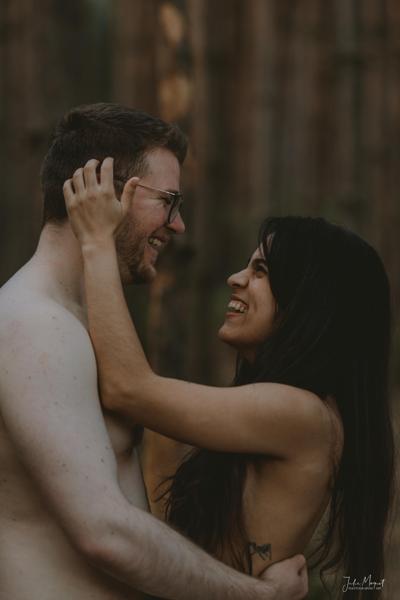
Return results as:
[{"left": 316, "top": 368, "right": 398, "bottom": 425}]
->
[{"left": 115, "top": 147, "right": 185, "bottom": 285}]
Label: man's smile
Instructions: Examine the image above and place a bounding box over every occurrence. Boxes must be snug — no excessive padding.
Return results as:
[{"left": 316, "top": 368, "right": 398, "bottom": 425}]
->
[
  {"left": 148, "top": 234, "right": 169, "bottom": 252},
  {"left": 148, "top": 236, "right": 163, "bottom": 249}
]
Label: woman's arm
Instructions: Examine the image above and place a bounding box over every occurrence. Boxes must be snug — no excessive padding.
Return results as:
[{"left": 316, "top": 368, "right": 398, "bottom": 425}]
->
[{"left": 64, "top": 158, "right": 329, "bottom": 459}]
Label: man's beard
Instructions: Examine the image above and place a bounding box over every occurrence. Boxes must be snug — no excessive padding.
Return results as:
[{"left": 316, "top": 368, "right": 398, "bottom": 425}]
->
[{"left": 115, "top": 219, "right": 155, "bottom": 284}]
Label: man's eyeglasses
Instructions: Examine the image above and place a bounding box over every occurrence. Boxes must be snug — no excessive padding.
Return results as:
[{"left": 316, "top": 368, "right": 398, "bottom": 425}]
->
[
  {"left": 136, "top": 183, "right": 183, "bottom": 224},
  {"left": 114, "top": 178, "right": 183, "bottom": 225}
]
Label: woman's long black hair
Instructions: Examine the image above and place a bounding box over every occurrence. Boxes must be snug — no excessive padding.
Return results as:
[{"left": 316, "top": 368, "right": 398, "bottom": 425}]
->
[{"left": 161, "top": 217, "right": 395, "bottom": 598}]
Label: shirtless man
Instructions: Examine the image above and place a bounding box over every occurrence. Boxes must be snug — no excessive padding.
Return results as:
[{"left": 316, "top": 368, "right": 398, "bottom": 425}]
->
[{"left": 0, "top": 103, "right": 307, "bottom": 600}]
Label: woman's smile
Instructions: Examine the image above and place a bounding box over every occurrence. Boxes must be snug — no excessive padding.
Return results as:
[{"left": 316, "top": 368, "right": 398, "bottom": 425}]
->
[{"left": 226, "top": 296, "right": 249, "bottom": 315}]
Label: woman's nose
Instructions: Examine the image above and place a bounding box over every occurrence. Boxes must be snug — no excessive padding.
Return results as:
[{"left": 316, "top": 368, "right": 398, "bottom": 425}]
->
[{"left": 227, "top": 268, "right": 248, "bottom": 288}]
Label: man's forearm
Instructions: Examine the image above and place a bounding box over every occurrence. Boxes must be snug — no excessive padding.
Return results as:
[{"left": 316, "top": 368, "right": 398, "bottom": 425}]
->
[{"left": 90, "top": 504, "right": 274, "bottom": 600}]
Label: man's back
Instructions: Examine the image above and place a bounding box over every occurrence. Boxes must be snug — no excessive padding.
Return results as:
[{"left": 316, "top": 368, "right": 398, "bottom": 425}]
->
[{"left": 0, "top": 262, "right": 148, "bottom": 600}]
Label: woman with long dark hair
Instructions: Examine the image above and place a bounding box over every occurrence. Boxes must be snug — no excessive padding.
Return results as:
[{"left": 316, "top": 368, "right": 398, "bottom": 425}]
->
[{"left": 63, "top": 160, "right": 394, "bottom": 598}]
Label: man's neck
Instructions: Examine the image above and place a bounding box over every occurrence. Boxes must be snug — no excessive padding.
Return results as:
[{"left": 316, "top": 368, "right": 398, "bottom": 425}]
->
[{"left": 31, "top": 222, "right": 86, "bottom": 311}]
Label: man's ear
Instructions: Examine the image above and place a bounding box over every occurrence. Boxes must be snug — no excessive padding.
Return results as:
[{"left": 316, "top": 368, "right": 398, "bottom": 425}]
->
[{"left": 120, "top": 177, "right": 140, "bottom": 215}]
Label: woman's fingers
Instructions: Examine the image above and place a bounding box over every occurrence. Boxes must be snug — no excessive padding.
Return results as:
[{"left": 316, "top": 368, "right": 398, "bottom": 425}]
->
[
  {"left": 100, "top": 157, "right": 115, "bottom": 193},
  {"left": 62, "top": 156, "right": 127, "bottom": 244},
  {"left": 72, "top": 168, "right": 85, "bottom": 195},
  {"left": 83, "top": 159, "right": 100, "bottom": 191},
  {"left": 66, "top": 157, "right": 117, "bottom": 206},
  {"left": 63, "top": 179, "right": 75, "bottom": 209},
  {"left": 71, "top": 158, "right": 112, "bottom": 196}
]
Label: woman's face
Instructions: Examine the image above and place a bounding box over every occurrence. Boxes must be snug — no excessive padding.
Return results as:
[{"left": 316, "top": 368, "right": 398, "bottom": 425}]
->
[{"left": 218, "top": 247, "right": 277, "bottom": 361}]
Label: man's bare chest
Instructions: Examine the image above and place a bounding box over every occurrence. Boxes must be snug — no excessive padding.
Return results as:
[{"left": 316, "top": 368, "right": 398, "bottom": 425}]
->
[{"left": 104, "top": 413, "right": 149, "bottom": 511}]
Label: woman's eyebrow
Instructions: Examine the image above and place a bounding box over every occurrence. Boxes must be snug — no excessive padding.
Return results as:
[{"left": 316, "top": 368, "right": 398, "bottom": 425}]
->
[
  {"left": 250, "top": 258, "right": 268, "bottom": 270},
  {"left": 245, "top": 256, "right": 268, "bottom": 269}
]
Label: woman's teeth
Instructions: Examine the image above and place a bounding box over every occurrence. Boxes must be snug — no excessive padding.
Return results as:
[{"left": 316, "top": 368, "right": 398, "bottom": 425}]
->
[
  {"left": 227, "top": 300, "right": 247, "bottom": 314},
  {"left": 149, "top": 237, "right": 162, "bottom": 248}
]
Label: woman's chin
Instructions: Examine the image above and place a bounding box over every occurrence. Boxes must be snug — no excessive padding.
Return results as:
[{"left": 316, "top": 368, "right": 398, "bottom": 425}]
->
[
  {"left": 218, "top": 323, "right": 235, "bottom": 346},
  {"left": 218, "top": 322, "right": 242, "bottom": 351},
  {"left": 218, "top": 324, "right": 258, "bottom": 363}
]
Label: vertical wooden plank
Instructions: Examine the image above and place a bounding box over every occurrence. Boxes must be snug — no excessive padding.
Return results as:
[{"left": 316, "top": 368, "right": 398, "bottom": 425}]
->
[
  {"left": 331, "top": 0, "right": 365, "bottom": 229},
  {"left": 0, "top": 0, "right": 53, "bottom": 279},
  {"left": 244, "top": 0, "right": 278, "bottom": 223},
  {"left": 227, "top": 0, "right": 277, "bottom": 228},
  {"left": 359, "top": 0, "right": 400, "bottom": 405},
  {"left": 184, "top": 0, "right": 212, "bottom": 381},
  {"left": 361, "top": 0, "right": 391, "bottom": 249},
  {"left": 112, "top": 0, "right": 158, "bottom": 111},
  {"left": 0, "top": 0, "right": 111, "bottom": 284},
  {"left": 129, "top": 1, "right": 197, "bottom": 378},
  {"left": 267, "top": 0, "right": 296, "bottom": 215},
  {"left": 313, "top": 1, "right": 336, "bottom": 213},
  {"left": 277, "top": 0, "right": 324, "bottom": 214}
]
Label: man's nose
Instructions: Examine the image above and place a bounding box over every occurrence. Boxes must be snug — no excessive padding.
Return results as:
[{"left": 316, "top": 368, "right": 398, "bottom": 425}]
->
[
  {"left": 168, "top": 211, "right": 186, "bottom": 234},
  {"left": 227, "top": 268, "right": 248, "bottom": 288}
]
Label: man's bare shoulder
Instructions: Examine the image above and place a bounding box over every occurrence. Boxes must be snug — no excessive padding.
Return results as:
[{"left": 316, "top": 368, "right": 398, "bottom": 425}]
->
[
  {"left": 0, "top": 282, "right": 103, "bottom": 448},
  {"left": 0, "top": 280, "right": 94, "bottom": 372}
]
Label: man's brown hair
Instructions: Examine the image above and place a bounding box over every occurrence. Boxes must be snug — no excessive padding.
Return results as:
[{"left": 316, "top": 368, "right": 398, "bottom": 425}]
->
[{"left": 41, "top": 103, "right": 188, "bottom": 224}]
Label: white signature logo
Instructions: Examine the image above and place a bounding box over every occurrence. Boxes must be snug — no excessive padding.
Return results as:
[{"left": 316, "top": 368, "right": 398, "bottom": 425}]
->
[{"left": 342, "top": 575, "right": 385, "bottom": 592}]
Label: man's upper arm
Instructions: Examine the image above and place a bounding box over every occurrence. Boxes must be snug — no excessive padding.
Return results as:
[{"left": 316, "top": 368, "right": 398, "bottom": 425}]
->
[
  {"left": 0, "top": 304, "right": 125, "bottom": 545},
  {"left": 0, "top": 303, "right": 305, "bottom": 599}
]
